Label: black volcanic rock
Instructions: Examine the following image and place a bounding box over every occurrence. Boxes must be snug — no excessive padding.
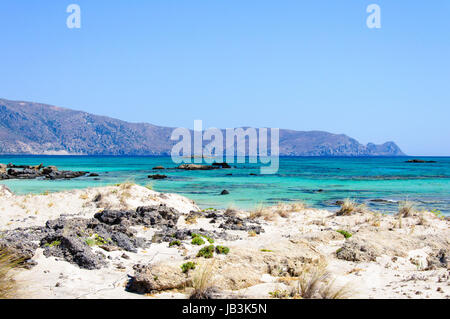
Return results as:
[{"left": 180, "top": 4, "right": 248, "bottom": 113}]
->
[
  {"left": 0, "top": 163, "right": 87, "bottom": 180},
  {"left": 148, "top": 174, "right": 167, "bottom": 180},
  {"left": 405, "top": 159, "right": 437, "bottom": 163},
  {"left": 0, "top": 98, "right": 405, "bottom": 156}
]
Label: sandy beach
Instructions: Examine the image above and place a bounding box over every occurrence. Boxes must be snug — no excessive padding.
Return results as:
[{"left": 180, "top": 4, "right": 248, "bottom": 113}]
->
[{"left": 0, "top": 183, "right": 448, "bottom": 299}]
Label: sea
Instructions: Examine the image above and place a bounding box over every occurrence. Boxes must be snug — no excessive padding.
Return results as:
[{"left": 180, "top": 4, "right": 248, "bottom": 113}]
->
[{"left": 1, "top": 156, "right": 449, "bottom": 215}]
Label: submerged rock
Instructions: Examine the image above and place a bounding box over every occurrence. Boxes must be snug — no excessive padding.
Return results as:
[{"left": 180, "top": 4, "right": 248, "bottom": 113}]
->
[
  {"left": 405, "top": 159, "right": 437, "bottom": 163},
  {"left": 177, "top": 164, "right": 217, "bottom": 170},
  {"left": 148, "top": 174, "right": 167, "bottom": 180}
]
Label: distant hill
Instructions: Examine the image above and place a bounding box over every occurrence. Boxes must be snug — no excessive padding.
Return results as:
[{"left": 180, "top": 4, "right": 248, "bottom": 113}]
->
[{"left": 0, "top": 98, "right": 405, "bottom": 156}]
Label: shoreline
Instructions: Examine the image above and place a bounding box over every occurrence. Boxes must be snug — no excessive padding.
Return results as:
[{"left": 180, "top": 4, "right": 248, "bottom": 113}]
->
[{"left": 0, "top": 184, "right": 448, "bottom": 299}]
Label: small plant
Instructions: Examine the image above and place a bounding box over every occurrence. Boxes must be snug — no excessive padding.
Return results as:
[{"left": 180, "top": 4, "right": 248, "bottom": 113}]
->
[
  {"left": 336, "top": 199, "right": 365, "bottom": 216},
  {"left": 85, "top": 238, "right": 96, "bottom": 247},
  {"left": 250, "top": 201, "right": 307, "bottom": 220},
  {"left": 169, "top": 240, "right": 181, "bottom": 247},
  {"left": 260, "top": 249, "right": 273, "bottom": 253},
  {"left": 191, "top": 237, "right": 205, "bottom": 246},
  {"left": 189, "top": 261, "right": 216, "bottom": 299},
  {"left": 0, "top": 249, "right": 21, "bottom": 299},
  {"left": 215, "top": 246, "right": 230, "bottom": 255},
  {"left": 85, "top": 234, "right": 110, "bottom": 246},
  {"left": 181, "top": 261, "right": 196, "bottom": 273},
  {"left": 269, "top": 289, "right": 290, "bottom": 299},
  {"left": 205, "top": 236, "right": 214, "bottom": 244},
  {"left": 431, "top": 209, "right": 444, "bottom": 219},
  {"left": 185, "top": 215, "right": 198, "bottom": 225},
  {"left": 291, "top": 262, "right": 329, "bottom": 299},
  {"left": 397, "top": 201, "right": 416, "bottom": 217},
  {"left": 197, "top": 245, "right": 215, "bottom": 258},
  {"left": 248, "top": 230, "right": 257, "bottom": 237},
  {"left": 144, "top": 184, "right": 153, "bottom": 190},
  {"left": 79, "top": 193, "right": 89, "bottom": 200},
  {"left": 336, "top": 230, "right": 352, "bottom": 239},
  {"left": 44, "top": 240, "right": 61, "bottom": 248}
]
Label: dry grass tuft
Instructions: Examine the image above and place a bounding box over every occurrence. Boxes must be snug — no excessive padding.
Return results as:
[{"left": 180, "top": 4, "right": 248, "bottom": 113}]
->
[
  {"left": 0, "top": 249, "right": 21, "bottom": 299},
  {"left": 397, "top": 201, "right": 416, "bottom": 217},
  {"left": 250, "top": 201, "right": 307, "bottom": 221},
  {"left": 293, "top": 262, "right": 329, "bottom": 298},
  {"left": 336, "top": 199, "right": 366, "bottom": 216},
  {"left": 189, "top": 261, "right": 217, "bottom": 299},
  {"left": 319, "top": 279, "right": 353, "bottom": 299},
  {"left": 285, "top": 261, "right": 353, "bottom": 299}
]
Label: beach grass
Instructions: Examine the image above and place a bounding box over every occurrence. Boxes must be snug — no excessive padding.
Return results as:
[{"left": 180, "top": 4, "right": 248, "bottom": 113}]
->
[
  {"left": 336, "top": 198, "right": 366, "bottom": 216},
  {"left": 189, "top": 261, "right": 216, "bottom": 299},
  {"left": 0, "top": 249, "right": 21, "bottom": 299}
]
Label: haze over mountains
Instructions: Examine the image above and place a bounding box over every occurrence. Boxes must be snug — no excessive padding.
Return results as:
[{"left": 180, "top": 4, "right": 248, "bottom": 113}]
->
[{"left": 0, "top": 98, "right": 405, "bottom": 156}]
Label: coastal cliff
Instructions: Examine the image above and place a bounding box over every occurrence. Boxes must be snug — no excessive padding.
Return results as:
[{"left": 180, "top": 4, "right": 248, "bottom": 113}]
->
[{"left": 0, "top": 98, "right": 405, "bottom": 156}]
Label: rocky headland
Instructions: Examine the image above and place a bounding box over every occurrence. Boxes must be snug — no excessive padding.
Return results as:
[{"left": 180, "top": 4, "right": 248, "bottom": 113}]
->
[{"left": 0, "top": 163, "right": 88, "bottom": 180}]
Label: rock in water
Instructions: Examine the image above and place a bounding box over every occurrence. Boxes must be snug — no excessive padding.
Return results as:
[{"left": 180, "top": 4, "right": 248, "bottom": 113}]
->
[
  {"left": 177, "top": 164, "right": 217, "bottom": 170},
  {"left": 220, "top": 190, "right": 230, "bottom": 195},
  {"left": 148, "top": 174, "right": 167, "bottom": 180},
  {"left": 212, "top": 162, "right": 231, "bottom": 169}
]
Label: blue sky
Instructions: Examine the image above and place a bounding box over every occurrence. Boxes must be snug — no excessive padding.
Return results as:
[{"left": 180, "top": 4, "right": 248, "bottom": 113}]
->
[{"left": 0, "top": 1, "right": 449, "bottom": 156}]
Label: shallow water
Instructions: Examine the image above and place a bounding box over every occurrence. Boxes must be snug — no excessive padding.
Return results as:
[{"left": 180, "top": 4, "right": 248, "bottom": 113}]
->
[{"left": 1, "top": 156, "right": 449, "bottom": 214}]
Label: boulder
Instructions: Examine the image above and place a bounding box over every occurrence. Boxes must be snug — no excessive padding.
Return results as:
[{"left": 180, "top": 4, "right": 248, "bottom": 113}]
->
[
  {"left": 336, "top": 239, "right": 380, "bottom": 262},
  {"left": 42, "top": 166, "right": 58, "bottom": 174},
  {"left": 127, "top": 263, "right": 191, "bottom": 293},
  {"left": 152, "top": 166, "right": 165, "bottom": 170},
  {"left": 212, "top": 162, "right": 231, "bottom": 169},
  {"left": 220, "top": 190, "right": 230, "bottom": 195},
  {"left": 94, "top": 204, "right": 181, "bottom": 229},
  {"left": 0, "top": 163, "right": 6, "bottom": 174},
  {"left": 42, "top": 234, "right": 106, "bottom": 270}
]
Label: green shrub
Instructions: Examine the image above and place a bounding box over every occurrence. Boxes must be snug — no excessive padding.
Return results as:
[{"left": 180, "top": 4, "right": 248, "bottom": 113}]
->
[
  {"left": 205, "top": 236, "right": 214, "bottom": 244},
  {"left": 336, "top": 230, "right": 352, "bottom": 239},
  {"left": 85, "top": 234, "right": 110, "bottom": 246},
  {"left": 169, "top": 240, "right": 181, "bottom": 247},
  {"left": 181, "top": 261, "right": 196, "bottom": 273},
  {"left": 44, "top": 240, "right": 61, "bottom": 248},
  {"left": 191, "top": 237, "right": 205, "bottom": 245},
  {"left": 197, "top": 245, "right": 215, "bottom": 258},
  {"left": 215, "top": 246, "right": 230, "bottom": 255}
]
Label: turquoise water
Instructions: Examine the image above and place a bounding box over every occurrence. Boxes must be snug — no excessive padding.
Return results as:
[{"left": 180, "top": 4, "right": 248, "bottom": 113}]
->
[{"left": 1, "top": 156, "right": 449, "bottom": 214}]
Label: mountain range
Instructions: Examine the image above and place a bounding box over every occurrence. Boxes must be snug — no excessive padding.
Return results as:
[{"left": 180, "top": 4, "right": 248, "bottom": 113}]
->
[{"left": 0, "top": 98, "right": 405, "bottom": 156}]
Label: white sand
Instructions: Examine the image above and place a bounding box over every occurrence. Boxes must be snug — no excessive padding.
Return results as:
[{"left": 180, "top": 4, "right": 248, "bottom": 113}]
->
[{"left": 1, "top": 184, "right": 448, "bottom": 299}]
